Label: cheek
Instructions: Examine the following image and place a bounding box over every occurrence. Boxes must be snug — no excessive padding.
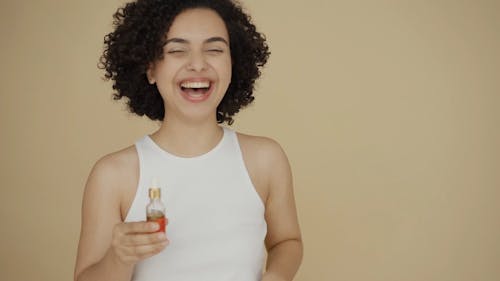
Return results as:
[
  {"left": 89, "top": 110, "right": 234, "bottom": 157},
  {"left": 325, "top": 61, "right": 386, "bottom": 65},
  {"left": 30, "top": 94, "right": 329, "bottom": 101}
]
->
[
  {"left": 224, "top": 64, "right": 232, "bottom": 82},
  {"left": 217, "top": 58, "right": 232, "bottom": 82},
  {"left": 154, "top": 64, "right": 179, "bottom": 88}
]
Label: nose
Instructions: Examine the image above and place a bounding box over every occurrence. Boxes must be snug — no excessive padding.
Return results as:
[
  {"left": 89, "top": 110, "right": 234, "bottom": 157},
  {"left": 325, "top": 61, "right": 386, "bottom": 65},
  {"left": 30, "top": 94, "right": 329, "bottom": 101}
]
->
[{"left": 186, "top": 51, "right": 208, "bottom": 72}]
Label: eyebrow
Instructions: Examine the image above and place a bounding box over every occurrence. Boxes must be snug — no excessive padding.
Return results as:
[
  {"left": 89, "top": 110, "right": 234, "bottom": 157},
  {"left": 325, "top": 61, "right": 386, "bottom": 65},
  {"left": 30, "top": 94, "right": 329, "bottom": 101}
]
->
[{"left": 165, "top": 36, "right": 229, "bottom": 46}]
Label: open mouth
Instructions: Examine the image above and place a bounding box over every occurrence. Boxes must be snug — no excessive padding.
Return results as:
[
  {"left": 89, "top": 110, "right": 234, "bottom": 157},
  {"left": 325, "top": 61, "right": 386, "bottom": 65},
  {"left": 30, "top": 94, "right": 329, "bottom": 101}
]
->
[{"left": 179, "top": 80, "right": 213, "bottom": 102}]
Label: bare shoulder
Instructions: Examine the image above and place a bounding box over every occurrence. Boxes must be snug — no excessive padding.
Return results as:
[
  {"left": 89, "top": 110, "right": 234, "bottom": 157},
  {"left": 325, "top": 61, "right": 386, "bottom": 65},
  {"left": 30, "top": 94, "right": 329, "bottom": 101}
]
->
[
  {"left": 90, "top": 145, "right": 138, "bottom": 188},
  {"left": 85, "top": 145, "right": 139, "bottom": 219},
  {"left": 236, "top": 132, "right": 289, "bottom": 165},
  {"left": 95, "top": 145, "right": 138, "bottom": 172},
  {"left": 236, "top": 132, "right": 292, "bottom": 204}
]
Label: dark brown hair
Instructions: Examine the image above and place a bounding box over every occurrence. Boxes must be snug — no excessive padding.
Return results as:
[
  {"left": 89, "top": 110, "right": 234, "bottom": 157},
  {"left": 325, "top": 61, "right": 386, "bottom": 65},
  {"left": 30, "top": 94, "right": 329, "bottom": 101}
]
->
[{"left": 99, "top": 0, "right": 270, "bottom": 124}]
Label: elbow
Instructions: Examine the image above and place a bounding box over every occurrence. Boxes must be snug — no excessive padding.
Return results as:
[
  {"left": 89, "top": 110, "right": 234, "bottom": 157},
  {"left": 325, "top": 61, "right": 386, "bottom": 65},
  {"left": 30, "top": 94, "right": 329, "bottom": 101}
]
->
[{"left": 267, "top": 237, "right": 303, "bottom": 256}]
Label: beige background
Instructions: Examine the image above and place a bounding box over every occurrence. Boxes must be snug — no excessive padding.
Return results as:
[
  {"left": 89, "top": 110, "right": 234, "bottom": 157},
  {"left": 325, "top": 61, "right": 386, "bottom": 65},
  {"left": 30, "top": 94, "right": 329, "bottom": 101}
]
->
[{"left": 1, "top": 0, "right": 499, "bottom": 280}]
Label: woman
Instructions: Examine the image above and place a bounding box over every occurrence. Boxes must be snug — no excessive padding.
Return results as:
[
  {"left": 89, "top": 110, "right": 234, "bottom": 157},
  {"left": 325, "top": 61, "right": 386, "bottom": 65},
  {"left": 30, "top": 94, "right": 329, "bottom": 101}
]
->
[{"left": 74, "top": 0, "right": 302, "bottom": 280}]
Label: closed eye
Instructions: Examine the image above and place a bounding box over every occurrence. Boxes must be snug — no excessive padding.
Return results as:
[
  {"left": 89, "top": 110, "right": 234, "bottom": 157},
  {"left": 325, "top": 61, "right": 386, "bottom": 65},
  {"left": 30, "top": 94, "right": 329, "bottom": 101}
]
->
[{"left": 167, "top": 50, "right": 185, "bottom": 54}]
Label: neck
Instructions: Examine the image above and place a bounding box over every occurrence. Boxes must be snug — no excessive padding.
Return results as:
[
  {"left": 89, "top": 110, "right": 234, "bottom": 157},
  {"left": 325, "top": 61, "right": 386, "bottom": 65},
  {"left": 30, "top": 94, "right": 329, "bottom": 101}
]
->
[{"left": 150, "top": 114, "right": 224, "bottom": 158}]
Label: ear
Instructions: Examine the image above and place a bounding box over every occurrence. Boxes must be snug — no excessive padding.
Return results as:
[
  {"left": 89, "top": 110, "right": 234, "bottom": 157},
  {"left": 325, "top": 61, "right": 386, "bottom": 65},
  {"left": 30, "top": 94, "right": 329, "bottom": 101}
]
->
[{"left": 146, "top": 64, "right": 156, "bottom": 84}]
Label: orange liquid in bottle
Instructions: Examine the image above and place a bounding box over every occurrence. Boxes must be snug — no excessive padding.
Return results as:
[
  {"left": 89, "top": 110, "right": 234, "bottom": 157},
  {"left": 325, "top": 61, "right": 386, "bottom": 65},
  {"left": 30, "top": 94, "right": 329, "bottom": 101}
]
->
[{"left": 147, "top": 210, "right": 166, "bottom": 233}]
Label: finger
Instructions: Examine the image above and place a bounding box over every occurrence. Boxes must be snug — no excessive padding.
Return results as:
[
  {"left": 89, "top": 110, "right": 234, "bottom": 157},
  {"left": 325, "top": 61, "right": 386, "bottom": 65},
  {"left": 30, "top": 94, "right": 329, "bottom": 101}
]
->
[
  {"left": 123, "top": 231, "right": 168, "bottom": 246},
  {"left": 125, "top": 240, "right": 169, "bottom": 258},
  {"left": 122, "top": 221, "right": 159, "bottom": 234}
]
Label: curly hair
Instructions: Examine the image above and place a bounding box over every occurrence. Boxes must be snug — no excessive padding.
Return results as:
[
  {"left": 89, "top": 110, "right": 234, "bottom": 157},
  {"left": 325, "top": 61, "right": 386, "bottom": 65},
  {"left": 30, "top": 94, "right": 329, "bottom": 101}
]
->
[{"left": 99, "top": 0, "right": 270, "bottom": 125}]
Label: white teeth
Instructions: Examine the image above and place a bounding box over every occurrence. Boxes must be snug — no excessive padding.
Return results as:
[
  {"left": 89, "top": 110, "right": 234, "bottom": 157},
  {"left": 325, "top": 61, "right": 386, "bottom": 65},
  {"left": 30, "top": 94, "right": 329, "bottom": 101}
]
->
[{"left": 181, "top": 81, "right": 210, "bottom": 89}]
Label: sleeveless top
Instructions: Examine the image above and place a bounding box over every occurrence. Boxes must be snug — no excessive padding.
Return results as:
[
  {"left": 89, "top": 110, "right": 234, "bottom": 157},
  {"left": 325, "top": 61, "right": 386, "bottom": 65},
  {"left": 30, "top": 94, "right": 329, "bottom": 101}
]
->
[{"left": 124, "top": 127, "right": 267, "bottom": 281}]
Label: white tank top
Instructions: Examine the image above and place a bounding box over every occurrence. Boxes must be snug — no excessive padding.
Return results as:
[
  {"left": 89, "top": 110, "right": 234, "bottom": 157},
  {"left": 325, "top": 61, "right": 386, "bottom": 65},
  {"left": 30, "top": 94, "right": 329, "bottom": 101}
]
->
[{"left": 125, "top": 127, "right": 267, "bottom": 281}]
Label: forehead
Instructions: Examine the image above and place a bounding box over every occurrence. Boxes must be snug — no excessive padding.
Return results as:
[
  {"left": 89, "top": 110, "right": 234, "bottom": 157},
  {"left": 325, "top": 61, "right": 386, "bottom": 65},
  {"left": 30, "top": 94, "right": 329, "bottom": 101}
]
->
[{"left": 166, "top": 8, "right": 229, "bottom": 41}]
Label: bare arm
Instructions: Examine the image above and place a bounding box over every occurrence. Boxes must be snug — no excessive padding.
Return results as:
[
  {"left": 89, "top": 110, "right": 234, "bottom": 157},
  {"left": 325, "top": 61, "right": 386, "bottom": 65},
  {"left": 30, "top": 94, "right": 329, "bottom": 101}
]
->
[
  {"left": 261, "top": 140, "right": 303, "bottom": 281},
  {"left": 74, "top": 154, "right": 168, "bottom": 281},
  {"left": 238, "top": 134, "right": 303, "bottom": 280}
]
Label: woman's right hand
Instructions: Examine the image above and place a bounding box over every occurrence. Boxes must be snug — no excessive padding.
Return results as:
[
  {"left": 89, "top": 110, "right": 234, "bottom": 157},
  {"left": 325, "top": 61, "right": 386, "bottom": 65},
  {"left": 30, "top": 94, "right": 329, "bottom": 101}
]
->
[{"left": 108, "top": 221, "right": 169, "bottom": 266}]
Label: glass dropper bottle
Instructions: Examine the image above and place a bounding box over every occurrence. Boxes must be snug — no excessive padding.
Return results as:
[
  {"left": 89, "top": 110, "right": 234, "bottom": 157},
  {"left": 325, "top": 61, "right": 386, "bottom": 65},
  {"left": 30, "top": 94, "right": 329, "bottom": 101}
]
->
[{"left": 146, "top": 178, "right": 166, "bottom": 233}]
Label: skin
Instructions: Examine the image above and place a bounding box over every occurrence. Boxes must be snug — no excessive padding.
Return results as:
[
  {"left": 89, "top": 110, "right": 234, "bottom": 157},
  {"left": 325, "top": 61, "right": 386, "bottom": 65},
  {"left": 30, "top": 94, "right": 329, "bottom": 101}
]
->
[{"left": 74, "top": 8, "right": 302, "bottom": 281}]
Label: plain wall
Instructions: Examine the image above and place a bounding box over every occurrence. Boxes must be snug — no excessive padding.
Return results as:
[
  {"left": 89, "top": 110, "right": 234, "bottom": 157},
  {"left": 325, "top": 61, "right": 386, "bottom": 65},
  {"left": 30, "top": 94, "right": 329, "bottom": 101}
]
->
[{"left": 0, "top": 0, "right": 499, "bottom": 280}]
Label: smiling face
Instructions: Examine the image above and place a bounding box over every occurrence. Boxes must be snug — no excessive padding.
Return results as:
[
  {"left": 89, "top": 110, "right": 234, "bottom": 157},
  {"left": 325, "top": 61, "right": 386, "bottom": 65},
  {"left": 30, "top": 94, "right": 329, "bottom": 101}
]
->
[{"left": 147, "top": 8, "right": 232, "bottom": 123}]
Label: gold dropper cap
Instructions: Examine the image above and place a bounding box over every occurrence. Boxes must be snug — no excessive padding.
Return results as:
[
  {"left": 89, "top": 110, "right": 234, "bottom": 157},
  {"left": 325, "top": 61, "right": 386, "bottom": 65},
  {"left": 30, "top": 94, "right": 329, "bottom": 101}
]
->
[
  {"left": 149, "top": 188, "right": 161, "bottom": 199},
  {"left": 149, "top": 178, "right": 161, "bottom": 199}
]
